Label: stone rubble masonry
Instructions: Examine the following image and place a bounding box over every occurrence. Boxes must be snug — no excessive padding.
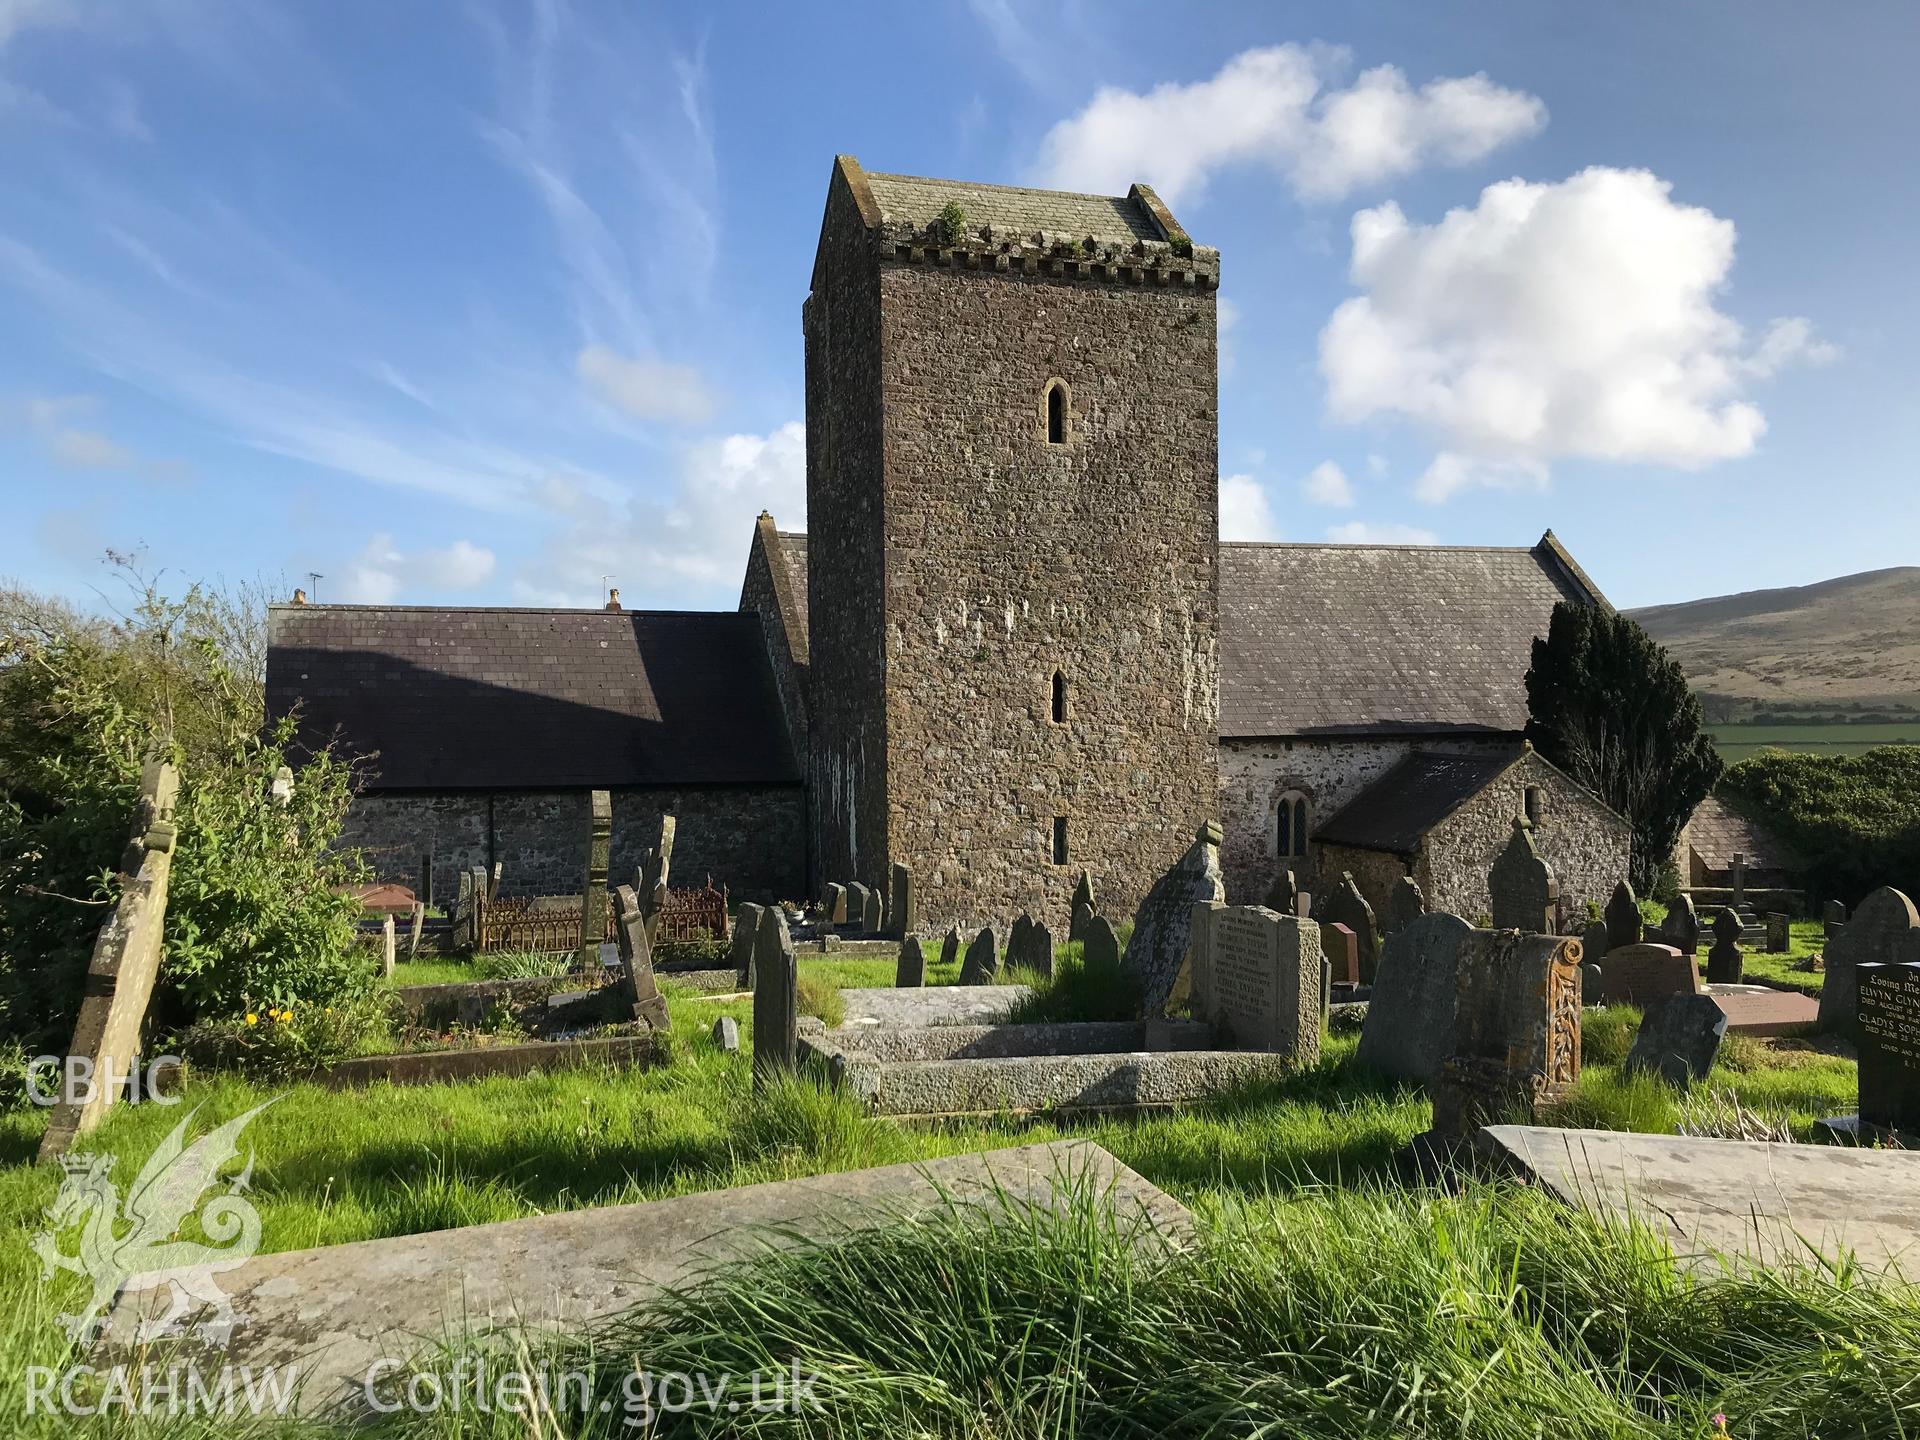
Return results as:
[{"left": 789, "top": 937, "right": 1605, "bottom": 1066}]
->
[
  {"left": 39, "top": 760, "right": 180, "bottom": 1162},
  {"left": 806, "top": 156, "right": 1220, "bottom": 935},
  {"left": 338, "top": 787, "right": 803, "bottom": 912}
]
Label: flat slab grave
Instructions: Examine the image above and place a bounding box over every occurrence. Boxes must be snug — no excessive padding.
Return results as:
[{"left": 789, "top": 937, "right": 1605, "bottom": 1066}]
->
[
  {"left": 1706, "top": 985, "right": 1820, "bottom": 1036},
  {"left": 1479, "top": 1125, "right": 1920, "bottom": 1275},
  {"left": 802, "top": 1017, "right": 1287, "bottom": 1117},
  {"left": 103, "top": 1140, "right": 1189, "bottom": 1416},
  {"left": 835, "top": 984, "right": 1031, "bottom": 1028}
]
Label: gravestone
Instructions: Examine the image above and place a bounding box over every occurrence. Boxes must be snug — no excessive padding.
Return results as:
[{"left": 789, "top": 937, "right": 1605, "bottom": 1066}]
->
[
  {"left": 1579, "top": 920, "right": 1612, "bottom": 968},
  {"left": 1663, "top": 895, "right": 1701, "bottom": 957},
  {"left": 1081, "top": 915, "right": 1120, "bottom": 973},
  {"left": 1582, "top": 963, "right": 1603, "bottom": 1005},
  {"left": 1604, "top": 880, "right": 1643, "bottom": 951},
  {"left": 939, "top": 926, "right": 961, "bottom": 972},
  {"left": 1856, "top": 961, "right": 1920, "bottom": 1134},
  {"left": 1489, "top": 817, "right": 1557, "bottom": 933},
  {"left": 896, "top": 936, "right": 926, "bottom": 988},
  {"left": 1028, "top": 920, "right": 1055, "bottom": 979},
  {"left": 1384, "top": 875, "right": 1426, "bottom": 937},
  {"left": 711, "top": 1016, "right": 739, "bottom": 1053},
  {"left": 1731, "top": 851, "right": 1747, "bottom": 911},
  {"left": 454, "top": 868, "right": 476, "bottom": 949},
  {"left": 1625, "top": 994, "right": 1727, "bottom": 1087},
  {"left": 1357, "top": 912, "right": 1475, "bottom": 1082},
  {"left": 1320, "top": 922, "right": 1359, "bottom": 985},
  {"left": 1428, "top": 930, "right": 1582, "bottom": 1142},
  {"left": 1824, "top": 899, "right": 1848, "bottom": 942},
  {"left": 1264, "top": 868, "right": 1298, "bottom": 917},
  {"left": 576, "top": 790, "right": 613, "bottom": 969},
  {"left": 1324, "top": 873, "right": 1380, "bottom": 982},
  {"left": 888, "top": 862, "right": 915, "bottom": 940},
  {"left": 730, "top": 902, "right": 764, "bottom": 988},
  {"left": 959, "top": 927, "right": 999, "bottom": 986},
  {"left": 408, "top": 902, "right": 425, "bottom": 960},
  {"left": 1706, "top": 907, "right": 1745, "bottom": 984},
  {"left": 637, "top": 815, "right": 676, "bottom": 944},
  {"left": 846, "top": 882, "right": 871, "bottom": 930},
  {"left": 1189, "top": 905, "right": 1323, "bottom": 1060},
  {"left": 611, "top": 884, "right": 670, "bottom": 1030},
  {"left": 826, "top": 883, "right": 848, "bottom": 925},
  {"left": 381, "top": 916, "right": 396, "bottom": 978},
  {"left": 1008, "top": 914, "right": 1035, "bottom": 970},
  {"left": 751, "top": 906, "right": 797, "bottom": 1086},
  {"left": 1070, "top": 870, "right": 1097, "bottom": 941},
  {"left": 1818, "top": 887, "right": 1920, "bottom": 1040},
  {"left": 1122, "top": 820, "right": 1225, "bottom": 1017},
  {"left": 488, "top": 861, "right": 503, "bottom": 902},
  {"left": 862, "top": 884, "right": 883, "bottom": 933},
  {"left": 1766, "top": 912, "right": 1791, "bottom": 954},
  {"left": 1295, "top": 891, "right": 1313, "bottom": 921},
  {"left": 1597, "top": 943, "right": 1700, "bottom": 1005},
  {"left": 1070, "top": 900, "right": 1094, "bottom": 946}
]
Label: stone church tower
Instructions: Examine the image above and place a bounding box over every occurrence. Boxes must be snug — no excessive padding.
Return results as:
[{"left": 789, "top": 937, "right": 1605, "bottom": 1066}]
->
[{"left": 803, "top": 156, "right": 1222, "bottom": 929}]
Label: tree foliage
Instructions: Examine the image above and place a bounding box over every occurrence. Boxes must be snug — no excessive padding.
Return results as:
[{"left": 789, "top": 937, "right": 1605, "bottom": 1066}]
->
[
  {"left": 1524, "top": 601, "right": 1723, "bottom": 891},
  {"left": 0, "top": 567, "right": 370, "bottom": 1053},
  {"left": 1719, "top": 745, "right": 1920, "bottom": 907}
]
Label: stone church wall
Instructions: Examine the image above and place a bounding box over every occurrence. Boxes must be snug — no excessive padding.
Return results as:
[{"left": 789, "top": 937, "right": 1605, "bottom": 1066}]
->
[{"left": 340, "top": 787, "right": 805, "bottom": 910}]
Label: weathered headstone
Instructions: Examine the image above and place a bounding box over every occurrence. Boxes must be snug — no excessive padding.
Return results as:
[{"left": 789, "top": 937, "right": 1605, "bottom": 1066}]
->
[
  {"left": 958, "top": 927, "right": 999, "bottom": 986},
  {"left": 826, "top": 883, "right": 848, "bottom": 925},
  {"left": 895, "top": 936, "right": 926, "bottom": 988},
  {"left": 1189, "top": 905, "right": 1323, "bottom": 1060},
  {"left": 1489, "top": 817, "right": 1557, "bottom": 933},
  {"left": 1765, "top": 912, "right": 1791, "bottom": 954},
  {"left": 1122, "top": 820, "right": 1226, "bottom": 1017},
  {"left": 1069, "top": 900, "right": 1094, "bottom": 946},
  {"left": 1357, "top": 912, "right": 1475, "bottom": 1082},
  {"left": 1384, "top": 874, "right": 1426, "bottom": 937},
  {"left": 1028, "top": 920, "right": 1055, "bottom": 979},
  {"left": 1428, "top": 930, "right": 1582, "bottom": 1141},
  {"left": 1295, "top": 891, "right": 1312, "bottom": 920},
  {"left": 1625, "top": 994, "right": 1727, "bottom": 1087},
  {"left": 576, "top": 790, "right": 613, "bottom": 969},
  {"left": 489, "top": 861, "right": 503, "bottom": 902},
  {"left": 1818, "top": 887, "right": 1920, "bottom": 1040},
  {"left": 1662, "top": 895, "right": 1701, "bottom": 957},
  {"left": 1706, "top": 907, "right": 1745, "bottom": 985},
  {"left": 381, "top": 915, "right": 396, "bottom": 978},
  {"left": 711, "top": 1015, "right": 739, "bottom": 1053},
  {"left": 1824, "top": 898, "right": 1848, "bottom": 942},
  {"left": 888, "top": 861, "right": 915, "bottom": 940},
  {"left": 454, "top": 868, "right": 477, "bottom": 950},
  {"left": 611, "top": 884, "right": 670, "bottom": 1030},
  {"left": 1264, "top": 868, "right": 1298, "bottom": 917},
  {"left": 1582, "top": 963, "right": 1603, "bottom": 1005},
  {"left": 408, "top": 902, "right": 425, "bottom": 960},
  {"left": 1320, "top": 921, "right": 1359, "bottom": 985},
  {"left": 1598, "top": 943, "right": 1701, "bottom": 1005},
  {"left": 1072, "top": 868, "right": 1097, "bottom": 916},
  {"left": 861, "top": 884, "right": 883, "bottom": 933},
  {"left": 846, "top": 882, "right": 871, "bottom": 930},
  {"left": 1578, "top": 919, "right": 1612, "bottom": 967},
  {"left": 1324, "top": 873, "right": 1380, "bottom": 983},
  {"left": 1604, "top": 880, "right": 1643, "bottom": 951},
  {"left": 1008, "top": 914, "right": 1036, "bottom": 971},
  {"left": 37, "top": 760, "right": 181, "bottom": 1162},
  {"left": 1857, "top": 961, "right": 1920, "bottom": 1134},
  {"left": 638, "top": 815, "right": 676, "bottom": 944},
  {"left": 939, "top": 925, "right": 961, "bottom": 972},
  {"left": 751, "top": 906, "right": 797, "bottom": 1086},
  {"left": 1082, "top": 915, "right": 1120, "bottom": 974},
  {"left": 730, "top": 901, "right": 764, "bottom": 988}
]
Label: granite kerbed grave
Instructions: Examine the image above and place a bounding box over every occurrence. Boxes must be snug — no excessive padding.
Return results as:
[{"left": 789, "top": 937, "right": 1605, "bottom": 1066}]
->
[
  {"left": 103, "top": 1140, "right": 1190, "bottom": 1416},
  {"left": 1480, "top": 1125, "right": 1920, "bottom": 1274},
  {"left": 836, "top": 985, "right": 1032, "bottom": 1027}
]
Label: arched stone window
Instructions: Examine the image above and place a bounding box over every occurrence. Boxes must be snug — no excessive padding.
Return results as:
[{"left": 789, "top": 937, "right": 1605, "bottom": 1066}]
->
[
  {"left": 1276, "top": 790, "right": 1310, "bottom": 860},
  {"left": 1051, "top": 669, "right": 1067, "bottom": 724},
  {"left": 1044, "top": 379, "right": 1068, "bottom": 445}
]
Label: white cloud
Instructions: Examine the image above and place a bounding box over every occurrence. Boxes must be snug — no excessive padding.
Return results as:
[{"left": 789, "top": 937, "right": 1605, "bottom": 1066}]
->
[
  {"left": 337, "top": 533, "right": 496, "bottom": 604},
  {"left": 1301, "top": 460, "right": 1354, "bottom": 507},
  {"left": 0, "top": 0, "right": 78, "bottom": 50},
  {"left": 1326, "top": 521, "right": 1439, "bottom": 545},
  {"left": 48, "top": 427, "right": 132, "bottom": 469},
  {"left": 1219, "top": 472, "right": 1281, "bottom": 541},
  {"left": 1032, "top": 45, "right": 1545, "bottom": 206},
  {"left": 1319, "top": 166, "right": 1837, "bottom": 501},
  {"left": 576, "top": 343, "right": 716, "bottom": 424},
  {"left": 1742, "top": 316, "right": 1841, "bottom": 378},
  {"left": 1366, "top": 453, "right": 1388, "bottom": 477},
  {"left": 518, "top": 421, "right": 806, "bottom": 609}
]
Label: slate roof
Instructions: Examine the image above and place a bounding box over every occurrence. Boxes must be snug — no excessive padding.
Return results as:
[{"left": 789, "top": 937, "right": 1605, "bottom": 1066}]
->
[
  {"left": 265, "top": 606, "right": 801, "bottom": 791},
  {"left": 1218, "top": 536, "right": 1604, "bottom": 738},
  {"left": 776, "top": 531, "right": 808, "bottom": 610},
  {"left": 863, "top": 171, "right": 1164, "bottom": 246},
  {"left": 1684, "top": 794, "right": 1806, "bottom": 874},
  {"left": 1314, "top": 748, "right": 1527, "bottom": 855}
]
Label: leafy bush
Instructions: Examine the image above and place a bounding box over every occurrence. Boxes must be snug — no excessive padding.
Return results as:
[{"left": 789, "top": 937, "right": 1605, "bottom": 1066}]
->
[
  {"left": 0, "top": 570, "right": 370, "bottom": 1050},
  {"left": 1719, "top": 744, "right": 1920, "bottom": 906},
  {"left": 653, "top": 934, "right": 730, "bottom": 968},
  {"left": 171, "top": 993, "right": 394, "bottom": 1077}
]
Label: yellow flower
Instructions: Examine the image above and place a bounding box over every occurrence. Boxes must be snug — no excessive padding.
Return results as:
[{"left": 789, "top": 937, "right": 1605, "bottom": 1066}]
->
[{"left": 245, "top": 1013, "right": 258, "bottom": 1026}]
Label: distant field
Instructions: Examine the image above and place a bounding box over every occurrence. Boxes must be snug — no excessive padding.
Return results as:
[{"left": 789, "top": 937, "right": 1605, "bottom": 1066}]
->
[{"left": 1709, "top": 721, "right": 1920, "bottom": 763}]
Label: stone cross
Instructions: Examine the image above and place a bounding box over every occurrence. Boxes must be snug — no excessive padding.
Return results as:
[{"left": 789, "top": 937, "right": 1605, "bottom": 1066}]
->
[
  {"left": 1604, "top": 880, "right": 1643, "bottom": 951},
  {"left": 1706, "top": 907, "right": 1745, "bottom": 984},
  {"left": 612, "top": 883, "right": 670, "bottom": 1030},
  {"left": 888, "top": 861, "right": 915, "bottom": 940},
  {"left": 1384, "top": 874, "right": 1426, "bottom": 937},
  {"left": 896, "top": 935, "right": 926, "bottom": 988},
  {"left": 958, "top": 926, "right": 999, "bottom": 985},
  {"left": 751, "top": 906, "right": 797, "bottom": 1086},
  {"left": 730, "top": 901, "right": 764, "bottom": 989},
  {"left": 1323, "top": 873, "right": 1379, "bottom": 982},
  {"left": 1489, "top": 817, "right": 1556, "bottom": 934},
  {"left": 1817, "top": 886, "right": 1920, "bottom": 1041},
  {"left": 1662, "top": 894, "right": 1701, "bottom": 957},
  {"left": 576, "top": 790, "right": 612, "bottom": 969},
  {"left": 1731, "top": 851, "right": 1747, "bottom": 911}
]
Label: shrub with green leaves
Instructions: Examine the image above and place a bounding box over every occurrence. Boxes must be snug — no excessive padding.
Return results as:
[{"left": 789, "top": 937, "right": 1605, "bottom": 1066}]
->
[{"left": 1720, "top": 744, "right": 1920, "bottom": 906}]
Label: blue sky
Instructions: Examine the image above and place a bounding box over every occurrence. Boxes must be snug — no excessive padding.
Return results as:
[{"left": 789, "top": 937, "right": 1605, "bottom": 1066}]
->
[{"left": 1, "top": 0, "right": 1914, "bottom": 613}]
